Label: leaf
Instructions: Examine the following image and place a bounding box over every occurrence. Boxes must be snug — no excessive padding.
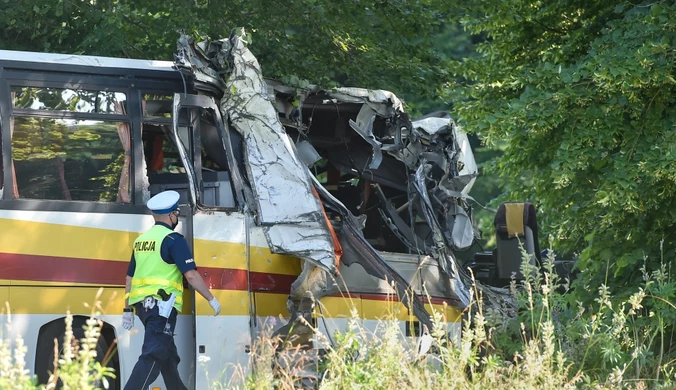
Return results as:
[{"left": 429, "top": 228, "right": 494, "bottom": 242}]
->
[{"left": 650, "top": 4, "right": 663, "bottom": 17}]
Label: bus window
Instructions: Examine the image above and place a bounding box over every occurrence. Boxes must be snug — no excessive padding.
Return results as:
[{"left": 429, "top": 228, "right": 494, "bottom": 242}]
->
[
  {"left": 143, "top": 123, "right": 190, "bottom": 201},
  {"left": 12, "top": 117, "right": 131, "bottom": 202},
  {"left": 0, "top": 113, "right": 3, "bottom": 197},
  {"left": 142, "top": 94, "right": 173, "bottom": 119},
  {"left": 198, "top": 116, "right": 237, "bottom": 208},
  {"left": 10, "top": 87, "right": 131, "bottom": 203},
  {"left": 138, "top": 93, "right": 194, "bottom": 204},
  {"left": 142, "top": 93, "right": 191, "bottom": 152},
  {"left": 13, "top": 87, "right": 124, "bottom": 115},
  {"left": 143, "top": 93, "right": 238, "bottom": 209}
]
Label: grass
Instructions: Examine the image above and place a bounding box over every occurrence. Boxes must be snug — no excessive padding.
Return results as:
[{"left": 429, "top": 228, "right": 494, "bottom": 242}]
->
[
  {"left": 1, "top": 247, "right": 675, "bottom": 389},
  {"left": 235, "top": 246, "right": 676, "bottom": 390}
]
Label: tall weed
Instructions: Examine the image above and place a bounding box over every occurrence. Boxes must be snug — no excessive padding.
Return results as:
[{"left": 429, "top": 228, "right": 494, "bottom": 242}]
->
[
  {"left": 239, "top": 244, "right": 676, "bottom": 390},
  {"left": 0, "top": 290, "right": 115, "bottom": 390}
]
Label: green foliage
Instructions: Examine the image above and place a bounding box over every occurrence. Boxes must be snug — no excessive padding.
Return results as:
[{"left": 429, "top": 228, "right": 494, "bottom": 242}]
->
[
  {"left": 448, "top": 0, "right": 676, "bottom": 298},
  {"left": 0, "top": 0, "right": 459, "bottom": 106}
]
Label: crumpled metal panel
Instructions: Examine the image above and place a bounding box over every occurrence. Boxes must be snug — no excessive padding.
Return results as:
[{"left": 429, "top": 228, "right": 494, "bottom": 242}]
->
[
  {"left": 309, "top": 172, "right": 441, "bottom": 330},
  {"left": 328, "top": 87, "right": 404, "bottom": 117},
  {"left": 220, "top": 35, "right": 337, "bottom": 273},
  {"left": 175, "top": 32, "right": 337, "bottom": 274},
  {"left": 410, "top": 115, "right": 478, "bottom": 197},
  {"left": 450, "top": 125, "right": 478, "bottom": 196},
  {"left": 263, "top": 223, "right": 335, "bottom": 265},
  {"left": 404, "top": 114, "right": 480, "bottom": 251},
  {"left": 413, "top": 163, "right": 456, "bottom": 273}
]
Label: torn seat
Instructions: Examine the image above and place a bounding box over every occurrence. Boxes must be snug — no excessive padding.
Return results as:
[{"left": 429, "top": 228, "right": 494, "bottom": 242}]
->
[{"left": 493, "top": 202, "right": 541, "bottom": 280}]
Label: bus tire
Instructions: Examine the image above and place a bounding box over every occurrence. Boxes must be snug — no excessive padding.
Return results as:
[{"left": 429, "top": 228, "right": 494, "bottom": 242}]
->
[{"left": 34, "top": 317, "right": 119, "bottom": 390}]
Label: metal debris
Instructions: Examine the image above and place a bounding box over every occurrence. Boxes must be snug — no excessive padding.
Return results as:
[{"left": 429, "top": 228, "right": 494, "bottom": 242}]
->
[{"left": 174, "top": 28, "right": 481, "bottom": 334}]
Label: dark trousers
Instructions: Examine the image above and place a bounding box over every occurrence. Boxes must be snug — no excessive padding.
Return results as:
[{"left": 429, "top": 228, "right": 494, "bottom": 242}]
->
[{"left": 123, "top": 301, "right": 188, "bottom": 390}]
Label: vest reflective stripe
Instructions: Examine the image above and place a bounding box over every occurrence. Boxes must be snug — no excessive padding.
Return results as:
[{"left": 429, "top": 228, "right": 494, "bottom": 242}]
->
[
  {"left": 131, "top": 278, "right": 184, "bottom": 292},
  {"left": 129, "top": 224, "right": 185, "bottom": 312}
]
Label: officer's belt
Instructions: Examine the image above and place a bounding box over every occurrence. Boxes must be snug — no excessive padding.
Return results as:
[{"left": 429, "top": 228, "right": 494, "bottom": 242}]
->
[{"left": 130, "top": 286, "right": 183, "bottom": 306}]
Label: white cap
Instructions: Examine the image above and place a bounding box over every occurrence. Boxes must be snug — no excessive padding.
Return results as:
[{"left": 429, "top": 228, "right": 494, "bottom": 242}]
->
[{"left": 146, "top": 190, "right": 180, "bottom": 214}]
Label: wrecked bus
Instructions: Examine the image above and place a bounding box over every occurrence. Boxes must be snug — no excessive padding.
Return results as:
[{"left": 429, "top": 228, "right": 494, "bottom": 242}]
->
[{"left": 0, "top": 30, "right": 543, "bottom": 389}]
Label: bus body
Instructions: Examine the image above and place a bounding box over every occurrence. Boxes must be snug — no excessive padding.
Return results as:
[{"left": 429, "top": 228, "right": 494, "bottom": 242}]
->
[{"left": 0, "top": 32, "right": 479, "bottom": 389}]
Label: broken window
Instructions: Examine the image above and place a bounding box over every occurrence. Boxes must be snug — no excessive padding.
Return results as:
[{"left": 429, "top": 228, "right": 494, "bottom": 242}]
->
[
  {"left": 143, "top": 93, "right": 238, "bottom": 208},
  {"left": 142, "top": 93, "right": 190, "bottom": 203},
  {"left": 0, "top": 104, "right": 3, "bottom": 197},
  {"left": 195, "top": 111, "right": 238, "bottom": 208}
]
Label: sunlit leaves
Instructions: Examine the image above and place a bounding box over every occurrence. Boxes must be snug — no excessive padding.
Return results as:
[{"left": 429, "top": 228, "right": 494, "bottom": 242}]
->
[{"left": 450, "top": 0, "right": 676, "bottom": 298}]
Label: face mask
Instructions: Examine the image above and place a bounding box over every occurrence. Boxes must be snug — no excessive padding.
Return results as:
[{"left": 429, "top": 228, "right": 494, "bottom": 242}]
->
[{"left": 170, "top": 212, "right": 179, "bottom": 230}]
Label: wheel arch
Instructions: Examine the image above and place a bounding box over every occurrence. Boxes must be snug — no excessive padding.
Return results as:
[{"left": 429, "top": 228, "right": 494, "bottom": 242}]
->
[{"left": 34, "top": 315, "right": 121, "bottom": 390}]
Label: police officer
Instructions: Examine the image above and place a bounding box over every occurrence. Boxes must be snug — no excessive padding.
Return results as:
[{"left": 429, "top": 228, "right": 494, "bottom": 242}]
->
[{"left": 122, "top": 190, "right": 220, "bottom": 390}]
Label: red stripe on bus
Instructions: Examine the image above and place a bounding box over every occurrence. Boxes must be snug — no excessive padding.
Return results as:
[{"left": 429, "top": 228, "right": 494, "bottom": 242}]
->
[
  {"left": 203, "top": 267, "right": 297, "bottom": 293},
  {"left": 0, "top": 252, "right": 128, "bottom": 286},
  {"left": 0, "top": 252, "right": 296, "bottom": 292},
  {"left": 0, "top": 253, "right": 461, "bottom": 306}
]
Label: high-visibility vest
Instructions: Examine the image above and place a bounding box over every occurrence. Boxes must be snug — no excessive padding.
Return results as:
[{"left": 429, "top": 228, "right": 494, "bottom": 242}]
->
[{"left": 128, "top": 224, "right": 184, "bottom": 312}]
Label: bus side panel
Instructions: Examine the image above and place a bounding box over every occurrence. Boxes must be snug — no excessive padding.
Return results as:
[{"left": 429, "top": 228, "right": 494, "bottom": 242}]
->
[
  {"left": 0, "top": 209, "right": 195, "bottom": 388},
  {"left": 192, "top": 212, "right": 251, "bottom": 389}
]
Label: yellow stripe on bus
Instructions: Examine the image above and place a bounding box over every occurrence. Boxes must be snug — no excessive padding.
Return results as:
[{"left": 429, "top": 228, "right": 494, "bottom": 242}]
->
[
  {"left": 194, "top": 289, "right": 250, "bottom": 316},
  {"left": 193, "top": 238, "right": 301, "bottom": 275},
  {"left": 360, "top": 298, "right": 463, "bottom": 322},
  {"left": 2, "top": 280, "right": 109, "bottom": 287},
  {"left": 0, "top": 218, "right": 134, "bottom": 262},
  {"left": 7, "top": 286, "right": 127, "bottom": 315},
  {"left": 2, "top": 287, "right": 198, "bottom": 316},
  {"left": 0, "top": 285, "right": 462, "bottom": 323},
  {"left": 0, "top": 218, "right": 301, "bottom": 275}
]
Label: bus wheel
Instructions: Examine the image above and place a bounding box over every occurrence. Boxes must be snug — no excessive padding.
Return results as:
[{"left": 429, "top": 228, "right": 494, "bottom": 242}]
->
[{"left": 34, "top": 318, "right": 119, "bottom": 390}]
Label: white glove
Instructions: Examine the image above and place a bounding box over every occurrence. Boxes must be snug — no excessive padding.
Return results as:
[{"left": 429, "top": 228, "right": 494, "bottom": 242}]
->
[
  {"left": 208, "top": 298, "right": 221, "bottom": 316},
  {"left": 122, "top": 311, "right": 134, "bottom": 330}
]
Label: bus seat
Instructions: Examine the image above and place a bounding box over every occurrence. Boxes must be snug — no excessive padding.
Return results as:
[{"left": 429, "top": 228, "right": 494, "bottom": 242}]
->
[
  {"left": 493, "top": 202, "right": 541, "bottom": 280},
  {"left": 149, "top": 134, "right": 165, "bottom": 171}
]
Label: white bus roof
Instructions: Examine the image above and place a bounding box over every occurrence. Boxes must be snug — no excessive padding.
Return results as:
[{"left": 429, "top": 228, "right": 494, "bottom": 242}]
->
[{"left": 0, "top": 49, "right": 177, "bottom": 73}]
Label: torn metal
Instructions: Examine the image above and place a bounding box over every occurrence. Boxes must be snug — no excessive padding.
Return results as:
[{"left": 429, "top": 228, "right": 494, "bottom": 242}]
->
[
  {"left": 174, "top": 28, "right": 479, "bottom": 335},
  {"left": 175, "top": 31, "right": 338, "bottom": 279}
]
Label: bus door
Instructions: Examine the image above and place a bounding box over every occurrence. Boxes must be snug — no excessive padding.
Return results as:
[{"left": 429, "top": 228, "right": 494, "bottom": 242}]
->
[
  {"left": 140, "top": 91, "right": 201, "bottom": 389},
  {"left": 171, "top": 93, "right": 253, "bottom": 389}
]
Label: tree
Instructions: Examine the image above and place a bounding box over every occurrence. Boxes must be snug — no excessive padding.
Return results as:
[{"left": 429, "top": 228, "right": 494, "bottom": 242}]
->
[
  {"left": 447, "top": 0, "right": 676, "bottom": 298},
  {"left": 0, "top": 0, "right": 460, "bottom": 106}
]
